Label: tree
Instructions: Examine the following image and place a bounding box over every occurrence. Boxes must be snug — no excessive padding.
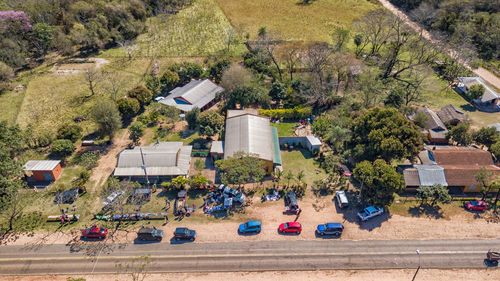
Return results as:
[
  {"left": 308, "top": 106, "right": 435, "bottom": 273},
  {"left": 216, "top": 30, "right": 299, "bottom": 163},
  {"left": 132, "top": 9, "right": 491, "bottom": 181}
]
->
[
  {"left": 128, "top": 85, "right": 152, "bottom": 107},
  {"left": 170, "top": 176, "right": 188, "bottom": 190},
  {"left": 198, "top": 110, "right": 224, "bottom": 138},
  {"left": 296, "top": 170, "right": 305, "bottom": 186},
  {"left": 185, "top": 107, "right": 200, "bottom": 130},
  {"left": 467, "top": 84, "right": 484, "bottom": 101},
  {"left": 102, "top": 71, "right": 125, "bottom": 101},
  {"left": 416, "top": 184, "right": 451, "bottom": 206},
  {"left": 268, "top": 82, "right": 287, "bottom": 105},
  {"left": 84, "top": 67, "right": 102, "bottom": 97},
  {"left": 117, "top": 40, "right": 137, "bottom": 61},
  {"left": 117, "top": 98, "right": 140, "bottom": 122},
  {"left": 490, "top": 178, "right": 500, "bottom": 213},
  {"left": 256, "top": 28, "right": 283, "bottom": 81},
  {"left": 51, "top": 139, "right": 75, "bottom": 158},
  {"left": 129, "top": 121, "right": 145, "bottom": 144},
  {"left": 330, "top": 27, "right": 350, "bottom": 52},
  {"left": 159, "top": 70, "right": 180, "bottom": 92},
  {"left": 475, "top": 168, "right": 494, "bottom": 201},
  {"left": 57, "top": 124, "right": 82, "bottom": 142},
  {"left": 92, "top": 100, "right": 122, "bottom": 140},
  {"left": 472, "top": 127, "right": 499, "bottom": 149},
  {"left": 491, "top": 141, "right": 500, "bottom": 160},
  {"left": 351, "top": 107, "right": 423, "bottom": 162},
  {"left": 413, "top": 112, "right": 429, "bottom": 128},
  {"left": 384, "top": 87, "right": 405, "bottom": 109},
  {"left": 278, "top": 41, "right": 303, "bottom": 80},
  {"left": 353, "top": 9, "right": 393, "bottom": 56},
  {"left": 215, "top": 152, "right": 266, "bottom": 187},
  {"left": 446, "top": 123, "right": 472, "bottom": 146},
  {"left": 353, "top": 159, "right": 404, "bottom": 207},
  {"left": 284, "top": 171, "right": 294, "bottom": 188},
  {"left": 0, "top": 62, "right": 14, "bottom": 83},
  {"left": 190, "top": 174, "right": 209, "bottom": 189},
  {"left": 31, "top": 23, "right": 54, "bottom": 57},
  {"left": 0, "top": 183, "right": 26, "bottom": 233},
  {"left": 220, "top": 63, "right": 253, "bottom": 92}
]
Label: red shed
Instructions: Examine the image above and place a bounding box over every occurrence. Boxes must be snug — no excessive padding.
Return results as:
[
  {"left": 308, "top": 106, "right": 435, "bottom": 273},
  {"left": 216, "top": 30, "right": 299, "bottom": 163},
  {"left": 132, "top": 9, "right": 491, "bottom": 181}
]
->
[{"left": 23, "top": 160, "right": 62, "bottom": 182}]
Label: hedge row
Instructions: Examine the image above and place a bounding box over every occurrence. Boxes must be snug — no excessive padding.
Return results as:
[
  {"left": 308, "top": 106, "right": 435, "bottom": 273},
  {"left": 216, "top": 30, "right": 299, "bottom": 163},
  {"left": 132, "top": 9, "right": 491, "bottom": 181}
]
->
[{"left": 259, "top": 107, "right": 312, "bottom": 120}]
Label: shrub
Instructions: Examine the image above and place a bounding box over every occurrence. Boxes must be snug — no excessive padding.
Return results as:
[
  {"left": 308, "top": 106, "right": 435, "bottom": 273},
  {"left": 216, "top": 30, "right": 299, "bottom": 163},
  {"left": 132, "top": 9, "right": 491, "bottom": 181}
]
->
[
  {"left": 57, "top": 124, "right": 82, "bottom": 142},
  {"left": 159, "top": 69, "right": 180, "bottom": 91},
  {"left": 186, "top": 107, "right": 200, "bottom": 130},
  {"left": 129, "top": 121, "right": 145, "bottom": 144},
  {"left": 72, "top": 151, "right": 100, "bottom": 169},
  {"left": 51, "top": 139, "right": 75, "bottom": 158},
  {"left": 128, "top": 84, "right": 152, "bottom": 107},
  {"left": 169, "top": 62, "right": 205, "bottom": 84},
  {"left": 259, "top": 107, "right": 312, "bottom": 120},
  {"left": 117, "top": 98, "right": 140, "bottom": 122}
]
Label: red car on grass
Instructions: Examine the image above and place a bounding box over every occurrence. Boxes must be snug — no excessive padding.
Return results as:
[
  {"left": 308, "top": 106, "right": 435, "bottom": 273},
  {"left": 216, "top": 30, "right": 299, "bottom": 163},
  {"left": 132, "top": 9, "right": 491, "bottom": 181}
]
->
[
  {"left": 82, "top": 225, "right": 108, "bottom": 239},
  {"left": 464, "top": 200, "right": 487, "bottom": 211},
  {"left": 278, "top": 222, "right": 302, "bottom": 234}
]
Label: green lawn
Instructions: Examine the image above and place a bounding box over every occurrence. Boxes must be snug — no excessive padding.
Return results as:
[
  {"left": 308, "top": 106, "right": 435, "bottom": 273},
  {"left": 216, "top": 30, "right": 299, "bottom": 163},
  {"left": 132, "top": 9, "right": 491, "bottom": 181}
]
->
[
  {"left": 271, "top": 122, "right": 296, "bottom": 137},
  {"left": 216, "top": 0, "right": 379, "bottom": 41},
  {"left": 280, "top": 149, "right": 326, "bottom": 186}
]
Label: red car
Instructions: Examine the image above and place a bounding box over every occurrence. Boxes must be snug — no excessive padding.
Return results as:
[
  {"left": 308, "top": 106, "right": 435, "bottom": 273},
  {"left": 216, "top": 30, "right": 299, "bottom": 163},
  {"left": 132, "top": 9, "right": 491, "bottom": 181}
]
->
[
  {"left": 81, "top": 225, "right": 108, "bottom": 239},
  {"left": 464, "top": 201, "right": 487, "bottom": 211},
  {"left": 337, "top": 163, "right": 352, "bottom": 177},
  {"left": 278, "top": 222, "right": 302, "bottom": 234}
]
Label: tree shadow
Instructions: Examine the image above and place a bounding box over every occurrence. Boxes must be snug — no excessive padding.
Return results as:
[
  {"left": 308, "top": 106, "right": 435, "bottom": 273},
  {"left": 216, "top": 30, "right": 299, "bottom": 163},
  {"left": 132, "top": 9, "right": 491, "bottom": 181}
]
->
[
  {"left": 408, "top": 204, "right": 444, "bottom": 219},
  {"left": 460, "top": 104, "right": 476, "bottom": 112}
]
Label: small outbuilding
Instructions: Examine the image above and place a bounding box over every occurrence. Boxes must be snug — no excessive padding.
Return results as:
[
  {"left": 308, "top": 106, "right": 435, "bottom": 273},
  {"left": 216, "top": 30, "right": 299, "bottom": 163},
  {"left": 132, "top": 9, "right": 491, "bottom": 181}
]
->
[
  {"left": 437, "top": 105, "right": 468, "bottom": 126},
  {"left": 23, "top": 160, "right": 62, "bottom": 183},
  {"left": 305, "top": 136, "right": 322, "bottom": 152}
]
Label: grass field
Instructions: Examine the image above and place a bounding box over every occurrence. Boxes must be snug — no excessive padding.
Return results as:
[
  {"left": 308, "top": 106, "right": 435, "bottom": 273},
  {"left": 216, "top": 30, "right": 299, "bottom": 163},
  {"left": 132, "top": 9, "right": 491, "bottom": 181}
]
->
[
  {"left": 215, "top": 0, "right": 379, "bottom": 41},
  {"left": 271, "top": 122, "right": 296, "bottom": 137},
  {"left": 103, "top": 0, "right": 245, "bottom": 58},
  {"left": 280, "top": 149, "right": 326, "bottom": 186}
]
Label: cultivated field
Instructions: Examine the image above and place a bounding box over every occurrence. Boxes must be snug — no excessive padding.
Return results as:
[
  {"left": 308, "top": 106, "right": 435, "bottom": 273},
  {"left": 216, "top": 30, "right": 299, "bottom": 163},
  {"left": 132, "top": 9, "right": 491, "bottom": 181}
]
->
[{"left": 215, "top": 0, "right": 379, "bottom": 41}]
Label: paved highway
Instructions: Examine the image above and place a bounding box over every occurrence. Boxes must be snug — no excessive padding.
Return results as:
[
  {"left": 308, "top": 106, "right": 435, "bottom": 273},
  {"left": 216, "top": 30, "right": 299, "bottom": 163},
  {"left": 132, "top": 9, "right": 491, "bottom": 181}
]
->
[{"left": 0, "top": 239, "right": 498, "bottom": 275}]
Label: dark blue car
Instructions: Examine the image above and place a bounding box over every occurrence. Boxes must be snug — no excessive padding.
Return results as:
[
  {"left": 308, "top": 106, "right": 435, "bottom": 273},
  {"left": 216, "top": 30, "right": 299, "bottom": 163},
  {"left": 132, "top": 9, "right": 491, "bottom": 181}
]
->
[
  {"left": 238, "top": 220, "right": 261, "bottom": 234},
  {"left": 316, "top": 223, "right": 344, "bottom": 236}
]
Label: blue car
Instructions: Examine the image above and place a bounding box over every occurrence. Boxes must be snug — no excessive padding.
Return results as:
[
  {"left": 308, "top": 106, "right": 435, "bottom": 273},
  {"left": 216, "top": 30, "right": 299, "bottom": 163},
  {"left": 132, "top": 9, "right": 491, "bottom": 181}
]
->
[
  {"left": 238, "top": 220, "right": 261, "bottom": 234},
  {"left": 357, "top": 206, "right": 384, "bottom": 221},
  {"left": 316, "top": 223, "right": 344, "bottom": 236}
]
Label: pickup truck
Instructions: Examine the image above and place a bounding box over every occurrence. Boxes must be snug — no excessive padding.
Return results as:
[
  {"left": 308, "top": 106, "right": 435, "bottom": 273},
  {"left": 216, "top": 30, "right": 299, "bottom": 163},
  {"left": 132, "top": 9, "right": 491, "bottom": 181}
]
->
[{"left": 357, "top": 206, "right": 384, "bottom": 221}]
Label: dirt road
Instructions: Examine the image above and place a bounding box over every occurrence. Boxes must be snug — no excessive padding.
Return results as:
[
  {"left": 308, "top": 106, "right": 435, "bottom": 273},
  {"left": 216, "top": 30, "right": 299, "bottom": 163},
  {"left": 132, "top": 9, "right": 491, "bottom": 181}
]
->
[{"left": 377, "top": 0, "right": 500, "bottom": 89}]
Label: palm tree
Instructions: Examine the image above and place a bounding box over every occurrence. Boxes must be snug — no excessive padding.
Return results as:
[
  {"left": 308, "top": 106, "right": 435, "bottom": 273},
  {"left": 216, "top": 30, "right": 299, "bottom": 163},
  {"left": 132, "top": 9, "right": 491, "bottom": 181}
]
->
[
  {"left": 284, "top": 171, "right": 294, "bottom": 188},
  {"left": 296, "top": 170, "right": 305, "bottom": 186}
]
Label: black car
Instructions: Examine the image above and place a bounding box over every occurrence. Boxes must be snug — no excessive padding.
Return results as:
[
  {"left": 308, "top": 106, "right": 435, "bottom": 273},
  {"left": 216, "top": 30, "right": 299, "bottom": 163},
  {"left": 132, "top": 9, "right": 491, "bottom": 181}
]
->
[
  {"left": 137, "top": 227, "right": 163, "bottom": 241},
  {"left": 173, "top": 227, "right": 196, "bottom": 241}
]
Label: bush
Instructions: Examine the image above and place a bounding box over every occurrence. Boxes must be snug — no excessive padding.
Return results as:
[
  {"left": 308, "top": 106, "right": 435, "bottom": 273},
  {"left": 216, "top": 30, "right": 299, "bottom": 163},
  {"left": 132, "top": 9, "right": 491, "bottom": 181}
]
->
[
  {"left": 169, "top": 62, "right": 205, "bottom": 84},
  {"left": 36, "top": 132, "right": 53, "bottom": 147},
  {"left": 57, "top": 124, "right": 82, "bottom": 142},
  {"left": 128, "top": 85, "right": 152, "bottom": 107},
  {"left": 117, "top": 98, "right": 140, "bottom": 122},
  {"left": 259, "top": 107, "right": 312, "bottom": 120},
  {"left": 51, "top": 139, "right": 75, "bottom": 158},
  {"left": 0, "top": 61, "right": 14, "bottom": 82},
  {"left": 159, "top": 70, "right": 180, "bottom": 91},
  {"left": 129, "top": 121, "right": 145, "bottom": 144},
  {"left": 186, "top": 107, "right": 200, "bottom": 130},
  {"left": 72, "top": 151, "right": 100, "bottom": 169}
]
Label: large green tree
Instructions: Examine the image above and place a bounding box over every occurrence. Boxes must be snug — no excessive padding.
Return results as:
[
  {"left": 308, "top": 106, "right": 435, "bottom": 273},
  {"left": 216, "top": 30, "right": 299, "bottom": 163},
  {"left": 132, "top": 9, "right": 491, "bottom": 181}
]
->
[
  {"left": 198, "top": 110, "right": 224, "bottom": 137},
  {"left": 92, "top": 100, "right": 122, "bottom": 140},
  {"left": 215, "top": 152, "right": 266, "bottom": 187},
  {"left": 353, "top": 159, "right": 404, "bottom": 207},
  {"left": 350, "top": 107, "right": 423, "bottom": 162},
  {"left": 446, "top": 122, "right": 472, "bottom": 146}
]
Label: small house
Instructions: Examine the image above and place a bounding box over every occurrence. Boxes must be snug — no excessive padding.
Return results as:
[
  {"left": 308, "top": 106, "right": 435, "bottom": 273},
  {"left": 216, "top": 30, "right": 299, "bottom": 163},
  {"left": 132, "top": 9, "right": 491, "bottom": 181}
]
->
[
  {"left": 456, "top": 77, "right": 500, "bottom": 110},
  {"left": 412, "top": 107, "right": 448, "bottom": 144},
  {"left": 159, "top": 79, "right": 224, "bottom": 113},
  {"left": 437, "top": 105, "right": 468, "bottom": 126},
  {"left": 23, "top": 160, "right": 62, "bottom": 183}
]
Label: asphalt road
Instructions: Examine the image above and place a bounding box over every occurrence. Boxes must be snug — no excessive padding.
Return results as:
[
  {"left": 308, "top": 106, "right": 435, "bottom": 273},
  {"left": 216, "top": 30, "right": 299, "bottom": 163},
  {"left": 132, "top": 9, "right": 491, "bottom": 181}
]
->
[{"left": 0, "top": 239, "right": 498, "bottom": 275}]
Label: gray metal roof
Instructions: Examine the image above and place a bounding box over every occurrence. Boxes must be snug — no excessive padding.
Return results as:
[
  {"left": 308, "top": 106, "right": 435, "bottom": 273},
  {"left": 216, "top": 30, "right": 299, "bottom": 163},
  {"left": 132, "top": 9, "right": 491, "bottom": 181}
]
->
[
  {"left": 305, "top": 135, "right": 322, "bottom": 146},
  {"left": 23, "top": 160, "right": 61, "bottom": 171},
  {"left": 458, "top": 77, "right": 499, "bottom": 103},
  {"left": 114, "top": 142, "right": 192, "bottom": 177},
  {"left": 415, "top": 164, "right": 448, "bottom": 187},
  {"left": 224, "top": 113, "right": 274, "bottom": 162},
  {"left": 210, "top": 141, "right": 224, "bottom": 154},
  {"left": 159, "top": 79, "right": 224, "bottom": 112},
  {"left": 227, "top": 109, "right": 259, "bottom": 118},
  {"left": 403, "top": 168, "right": 420, "bottom": 186},
  {"left": 488, "top": 123, "right": 500, "bottom": 133}
]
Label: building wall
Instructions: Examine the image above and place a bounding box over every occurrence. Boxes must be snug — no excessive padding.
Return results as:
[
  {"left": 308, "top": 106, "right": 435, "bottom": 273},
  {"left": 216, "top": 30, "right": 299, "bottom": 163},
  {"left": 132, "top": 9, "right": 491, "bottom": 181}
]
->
[{"left": 31, "top": 163, "right": 62, "bottom": 182}]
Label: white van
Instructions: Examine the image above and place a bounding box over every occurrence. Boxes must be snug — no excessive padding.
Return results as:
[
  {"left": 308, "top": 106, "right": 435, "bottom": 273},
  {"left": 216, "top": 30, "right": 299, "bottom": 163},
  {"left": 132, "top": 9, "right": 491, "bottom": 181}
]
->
[{"left": 335, "top": 190, "right": 349, "bottom": 209}]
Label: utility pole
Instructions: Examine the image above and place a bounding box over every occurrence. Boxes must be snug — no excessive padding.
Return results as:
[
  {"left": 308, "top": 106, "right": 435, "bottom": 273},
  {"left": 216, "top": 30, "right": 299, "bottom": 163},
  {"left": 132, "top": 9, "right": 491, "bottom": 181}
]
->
[{"left": 411, "top": 249, "right": 421, "bottom": 281}]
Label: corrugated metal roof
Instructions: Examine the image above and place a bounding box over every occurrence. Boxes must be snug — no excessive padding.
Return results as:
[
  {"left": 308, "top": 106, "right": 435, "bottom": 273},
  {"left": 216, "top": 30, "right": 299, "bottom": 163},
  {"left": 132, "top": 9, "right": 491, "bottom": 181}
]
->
[
  {"left": 271, "top": 127, "right": 282, "bottom": 165},
  {"left": 227, "top": 109, "right": 259, "bottom": 118},
  {"left": 23, "top": 160, "right": 61, "bottom": 171},
  {"left": 415, "top": 164, "right": 448, "bottom": 186},
  {"left": 159, "top": 79, "right": 224, "bottom": 112},
  {"left": 210, "top": 141, "right": 224, "bottom": 154},
  {"left": 458, "top": 77, "right": 499, "bottom": 103},
  {"left": 224, "top": 114, "right": 274, "bottom": 162},
  {"left": 415, "top": 107, "right": 447, "bottom": 131},
  {"left": 437, "top": 105, "right": 468, "bottom": 124},
  {"left": 403, "top": 168, "right": 420, "bottom": 186},
  {"left": 306, "top": 135, "right": 322, "bottom": 146},
  {"left": 114, "top": 142, "right": 192, "bottom": 177}
]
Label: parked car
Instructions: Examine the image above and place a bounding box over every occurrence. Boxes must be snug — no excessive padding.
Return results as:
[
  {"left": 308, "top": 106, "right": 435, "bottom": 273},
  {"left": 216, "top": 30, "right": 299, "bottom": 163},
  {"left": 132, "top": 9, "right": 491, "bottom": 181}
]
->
[
  {"left": 81, "top": 225, "right": 107, "bottom": 239},
  {"left": 103, "top": 190, "right": 125, "bottom": 209},
  {"left": 54, "top": 189, "right": 79, "bottom": 204},
  {"left": 220, "top": 185, "right": 246, "bottom": 204},
  {"left": 316, "top": 223, "right": 344, "bottom": 236},
  {"left": 334, "top": 190, "right": 349, "bottom": 209},
  {"left": 464, "top": 200, "right": 487, "bottom": 211},
  {"left": 173, "top": 227, "right": 196, "bottom": 241},
  {"left": 238, "top": 221, "right": 262, "bottom": 234},
  {"left": 284, "top": 191, "right": 299, "bottom": 213},
  {"left": 137, "top": 227, "right": 163, "bottom": 241},
  {"left": 357, "top": 206, "right": 384, "bottom": 222},
  {"left": 337, "top": 163, "right": 352, "bottom": 177},
  {"left": 278, "top": 222, "right": 302, "bottom": 234}
]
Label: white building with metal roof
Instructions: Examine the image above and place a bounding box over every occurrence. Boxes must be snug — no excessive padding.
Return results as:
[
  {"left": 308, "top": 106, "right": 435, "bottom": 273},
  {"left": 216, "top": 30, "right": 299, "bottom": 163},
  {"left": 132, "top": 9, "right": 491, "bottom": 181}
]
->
[
  {"left": 159, "top": 79, "right": 224, "bottom": 112},
  {"left": 114, "top": 142, "right": 192, "bottom": 183}
]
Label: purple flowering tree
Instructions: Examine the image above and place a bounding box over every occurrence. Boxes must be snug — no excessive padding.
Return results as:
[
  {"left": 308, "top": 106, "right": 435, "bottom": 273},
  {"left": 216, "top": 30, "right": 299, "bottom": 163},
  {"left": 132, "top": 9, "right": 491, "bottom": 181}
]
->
[{"left": 0, "top": 11, "right": 33, "bottom": 33}]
